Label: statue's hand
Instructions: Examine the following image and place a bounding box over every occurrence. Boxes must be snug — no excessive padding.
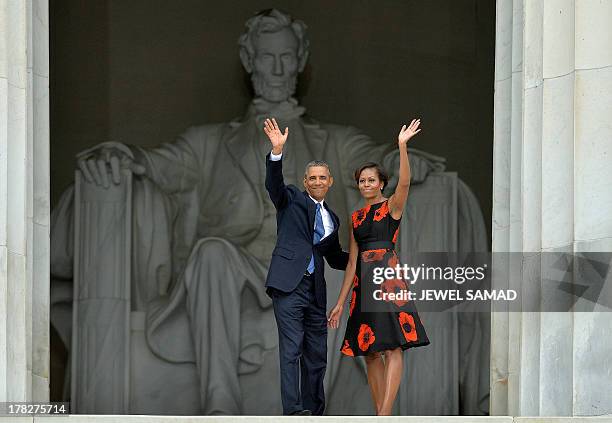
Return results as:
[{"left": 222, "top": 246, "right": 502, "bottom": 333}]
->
[
  {"left": 398, "top": 118, "right": 421, "bottom": 146},
  {"left": 263, "top": 117, "right": 288, "bottom": 155},
  {"left": 76, "top": 141, "right": 146, "bottom": 188}
]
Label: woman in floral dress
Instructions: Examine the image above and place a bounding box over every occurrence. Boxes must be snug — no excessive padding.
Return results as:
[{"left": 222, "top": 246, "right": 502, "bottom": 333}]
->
[{"left": 328, "top": 119, "right": 430, "bottom": 415}]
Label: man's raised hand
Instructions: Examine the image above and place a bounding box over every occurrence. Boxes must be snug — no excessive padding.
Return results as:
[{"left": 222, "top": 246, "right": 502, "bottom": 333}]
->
[{"left": 263, "top": 118, "right": 288, "bottom": 155}]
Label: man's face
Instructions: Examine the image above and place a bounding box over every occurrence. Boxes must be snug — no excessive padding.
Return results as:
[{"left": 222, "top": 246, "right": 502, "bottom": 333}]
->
[
  {"left": 251, "top": 27, "right": 299, "bottom": 102},
  {"left": 303, "top": 166, "right": 333, "bottom": 202}
]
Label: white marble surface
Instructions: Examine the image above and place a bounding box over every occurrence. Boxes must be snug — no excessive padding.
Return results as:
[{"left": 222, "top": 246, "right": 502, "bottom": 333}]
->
[
  {"left": 33, "top": 72, "right": 50, "bottom": 227},
  {"left": 541, "top": 74, "right": 574, "bottom": 250},
  {"left": 30, "top": 0, "right": 50, "bottom": 402},
  {"left": 4, "top": 0, "right": 29, "bottom": 400},
  {"left": 539, "top": 312, "right": 573, "bottom": 415},
  {"left": 29, "top": 417, "right": 515, "bottom": 423},
  {"left": 517, "top": 419, "right": 612, "bottom": 423},
  {"left": 31, "top": 223, "right": 49, "bottom": 379},
  {"left": 511, "top": 0, "right": 524, "bottom": 75},
  {"left": 508, "top": 71, "right": 523, "bottom": 253},
  {"left": 523, "top": 0, "right": 543, "bottom": 89},
  {"left": 0, "top": 246, "right": 7, "bottom": 401},
  {"left": 573, "top": 312, "right": 612, "bottom": 415},
  {"left": 0, "top": 415, "right": 601, "bottom": 422},
  {"left": 494, "top": 0, "right": 513, "bottom": 81},
  {"left": 574, "top": 67, "right": 612, "bottom": 243},
  {"left": 575, "top": 0, "right": 612, "bottom": 69},
  {"left": 492, "top": 0, "right": 612, "bottom": 418},
  {"left": 7, "top": 251, "right": 27, "bottom": 401},
  {"left": 542, "top": 0, "right": 574, "bottom": 79},
  {"left": 6, "top": 70, "right": 27, "bottom": 257},
  {"left": 521, "top": 85, "right": 543, "bottom": 253},
  {"left": 0, "top": 80, "right": 7, "bottom": 248},
  {"left": 0, "top": 0, "right": 49, "bottom": 404},
  {"left": 492, "top": 76, "right": 511, "bottom": 246},
  {"left": 491, "top": 1, "right": 516, "bottom": 416}
]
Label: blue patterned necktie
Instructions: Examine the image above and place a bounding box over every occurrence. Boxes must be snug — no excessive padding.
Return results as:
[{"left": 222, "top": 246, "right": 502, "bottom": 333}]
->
[{"left": 307, "top": 203, "right": 325, "bottom": 274}]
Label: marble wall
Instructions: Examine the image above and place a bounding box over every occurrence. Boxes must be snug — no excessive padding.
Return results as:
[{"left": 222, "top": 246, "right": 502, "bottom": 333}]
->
[
  {"left": 491, "top": 0, "right": 612, "bottom": 417},
  {"left": 0, "top": 0, "right": 50, "bottom": 402}
]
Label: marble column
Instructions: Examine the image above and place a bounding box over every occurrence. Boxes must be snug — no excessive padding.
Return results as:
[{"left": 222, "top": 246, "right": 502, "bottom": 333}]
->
[
  {"left": 0, "top": 0, "right": 50, "bottom": 402},
  {"left": 491, "top": 0, "right": 612, "bottom": 416}
]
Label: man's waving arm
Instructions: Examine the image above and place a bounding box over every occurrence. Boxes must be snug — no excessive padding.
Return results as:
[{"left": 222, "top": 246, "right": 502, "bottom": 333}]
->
[{"left": 264, "top": 118, "right": 293, "bottom": 209}]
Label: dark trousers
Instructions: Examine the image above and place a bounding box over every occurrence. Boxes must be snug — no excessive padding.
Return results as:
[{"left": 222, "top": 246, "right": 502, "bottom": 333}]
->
[{"left": 271, "top": 275, "right": 328, "bottom": 415}]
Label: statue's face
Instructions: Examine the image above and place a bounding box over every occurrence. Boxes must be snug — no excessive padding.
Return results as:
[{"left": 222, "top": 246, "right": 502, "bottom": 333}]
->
[
  {"left": 304, "top": 166, "right": 334, "bottom": 202},
  {"left": 251, "top": 27, "right": 299, "bottom": 102},
  {"left": 358, "top": 168, "right": 385, "bottom": 200}
]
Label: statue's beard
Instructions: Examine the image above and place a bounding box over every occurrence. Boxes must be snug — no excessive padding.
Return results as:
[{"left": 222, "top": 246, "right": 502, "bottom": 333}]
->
[{"left": 251, "top": 72, "right": 297, "bottom": 103}]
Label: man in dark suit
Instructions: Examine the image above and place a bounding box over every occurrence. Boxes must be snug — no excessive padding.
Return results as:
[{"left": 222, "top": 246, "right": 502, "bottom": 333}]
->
[{"left": 263, "top": 118, "right": 349, "bottom": 416}]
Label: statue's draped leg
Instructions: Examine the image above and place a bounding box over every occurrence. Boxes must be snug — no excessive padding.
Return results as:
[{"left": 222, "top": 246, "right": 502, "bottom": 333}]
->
[
  {"left": 180, "top": 237, "right": 273, "bottom": 414},
  {"left": 131, "top": 178, "right": 177, "bottom": 310}
]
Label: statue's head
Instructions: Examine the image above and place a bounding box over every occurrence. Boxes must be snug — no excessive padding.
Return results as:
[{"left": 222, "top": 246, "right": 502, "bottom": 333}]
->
[{"left": 238, "top": 9, "right": 310, "bottom": 103}]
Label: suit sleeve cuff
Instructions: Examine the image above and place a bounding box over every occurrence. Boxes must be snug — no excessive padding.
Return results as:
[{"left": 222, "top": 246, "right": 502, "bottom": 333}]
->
[{"left": 269, "top": 151, "right": 283, "bottom": 161}]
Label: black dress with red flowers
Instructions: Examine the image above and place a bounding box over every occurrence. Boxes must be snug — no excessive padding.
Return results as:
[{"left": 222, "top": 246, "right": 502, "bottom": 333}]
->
[{"left": 340, "top": 200, "right": 430, "bottom": 357}]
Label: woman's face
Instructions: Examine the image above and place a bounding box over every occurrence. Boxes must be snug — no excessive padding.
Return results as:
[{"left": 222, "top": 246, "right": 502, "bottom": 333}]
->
[{"left": 358, "top": 168, "right": 384, "bottom": 199}]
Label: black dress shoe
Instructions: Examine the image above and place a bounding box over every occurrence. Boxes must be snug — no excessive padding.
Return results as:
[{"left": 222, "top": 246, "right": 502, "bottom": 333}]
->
[{"left": 291, "top": 409, "right": 313, "bottom": 415}]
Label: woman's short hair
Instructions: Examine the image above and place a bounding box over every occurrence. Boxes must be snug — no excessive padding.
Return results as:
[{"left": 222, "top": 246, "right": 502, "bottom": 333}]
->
[{"left": 354, "top": 162, "right": 389, "bottom": 190}]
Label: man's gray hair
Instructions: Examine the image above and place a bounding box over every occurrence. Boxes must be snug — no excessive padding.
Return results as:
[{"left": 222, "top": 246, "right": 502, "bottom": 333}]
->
[
  {"left": 304, "top": 160, "right": 331, "bottom": 178},
  {"left": 238, "top": 8, "right": 310, "bottom": 72}
]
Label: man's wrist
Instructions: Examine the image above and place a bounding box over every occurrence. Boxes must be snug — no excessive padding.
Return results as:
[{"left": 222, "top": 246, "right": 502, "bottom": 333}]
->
[
  {"left": 272, "top": 147, "right": 283, "bottom": 155},
  {"left": 270, "top": 149, "right": 283, "bottom": 161}
]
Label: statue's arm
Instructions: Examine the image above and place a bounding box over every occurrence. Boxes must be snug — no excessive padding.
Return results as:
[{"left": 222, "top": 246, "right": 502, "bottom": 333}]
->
[
  {"left": 130, "top": 132, "right": 200, "bottom": 194},
  {"left": 75, "top": 126, "right": 206, "bottom": 195},
  {"left": 337, "top": 125, "right": 446, "bottom": 190}
]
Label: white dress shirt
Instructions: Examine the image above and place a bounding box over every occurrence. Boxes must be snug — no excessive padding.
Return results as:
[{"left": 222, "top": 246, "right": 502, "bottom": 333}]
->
[{"left": 270, "top": 151, "right": 334, "bottom": 240}]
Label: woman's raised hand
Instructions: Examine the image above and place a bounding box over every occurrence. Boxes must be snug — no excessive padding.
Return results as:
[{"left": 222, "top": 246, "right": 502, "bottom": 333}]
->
[
  {"left": 263, "top": 118, "right": 289, "bottom": 154},
  {"left": 398, "top": 119, "right": 421, "bottom": 146}
]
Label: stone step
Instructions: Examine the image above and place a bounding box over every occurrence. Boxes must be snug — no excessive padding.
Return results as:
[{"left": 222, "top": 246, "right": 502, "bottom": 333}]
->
[{"left": 1, "top": 415, "right": 612, "bottom": 423}]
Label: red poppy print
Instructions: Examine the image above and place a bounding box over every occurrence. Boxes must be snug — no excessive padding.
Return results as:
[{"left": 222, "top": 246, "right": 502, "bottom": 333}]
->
[
  {"left": 381, "top": 278, "right": 408, "bottom": 307},
  {"left": 341, "top": 339, "right": 354, "bottom": 356},
  {"left": 361, "top": 249, "right": 387, "bottom": 262},
  {"left": 353, "top": 274, "right": 359, "bottom": 289},
  {"left": 358, "top": 324, "right": 376, "bottom": 351},
  {"left": 373, "top": 201, "right": 389, "bottom": 222},
  {"left": 392, "top": 227, "right": 399, "bottom": 243},
  {"left": 399, "top": 312, "right": 418, "bottom": 342},
  {"left": 349, "top": 290, "right": 356, "bottom": 316},
  {"left": 387, "top": 253, "right": 398, "bottom": 268},
  {"left": 352, "top": 205, "right": 371, "bottom": 228}
]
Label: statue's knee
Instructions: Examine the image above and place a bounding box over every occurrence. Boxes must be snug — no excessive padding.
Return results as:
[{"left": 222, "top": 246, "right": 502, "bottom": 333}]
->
[{"left": 190, "top": 238, "right": 232, "bottom": 262}]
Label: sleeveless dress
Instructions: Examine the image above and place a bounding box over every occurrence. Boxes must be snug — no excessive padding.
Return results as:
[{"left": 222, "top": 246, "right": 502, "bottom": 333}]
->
[{"left": 340, "top": 200, "right": 430, "bottom": 357}]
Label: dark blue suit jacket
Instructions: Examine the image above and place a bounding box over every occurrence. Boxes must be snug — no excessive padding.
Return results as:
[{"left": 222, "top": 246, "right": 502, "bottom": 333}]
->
[{"left": 265, "top": 153, "right": 349, "bottom": 307}]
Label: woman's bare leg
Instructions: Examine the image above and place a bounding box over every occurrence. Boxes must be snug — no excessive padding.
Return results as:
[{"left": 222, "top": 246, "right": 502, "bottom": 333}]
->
[
  {"left": 378, "top": 348, "right": 403, "bottom": 415},
  {"left": 365, "top": 352, "right": 386, "bottom": 414}
]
